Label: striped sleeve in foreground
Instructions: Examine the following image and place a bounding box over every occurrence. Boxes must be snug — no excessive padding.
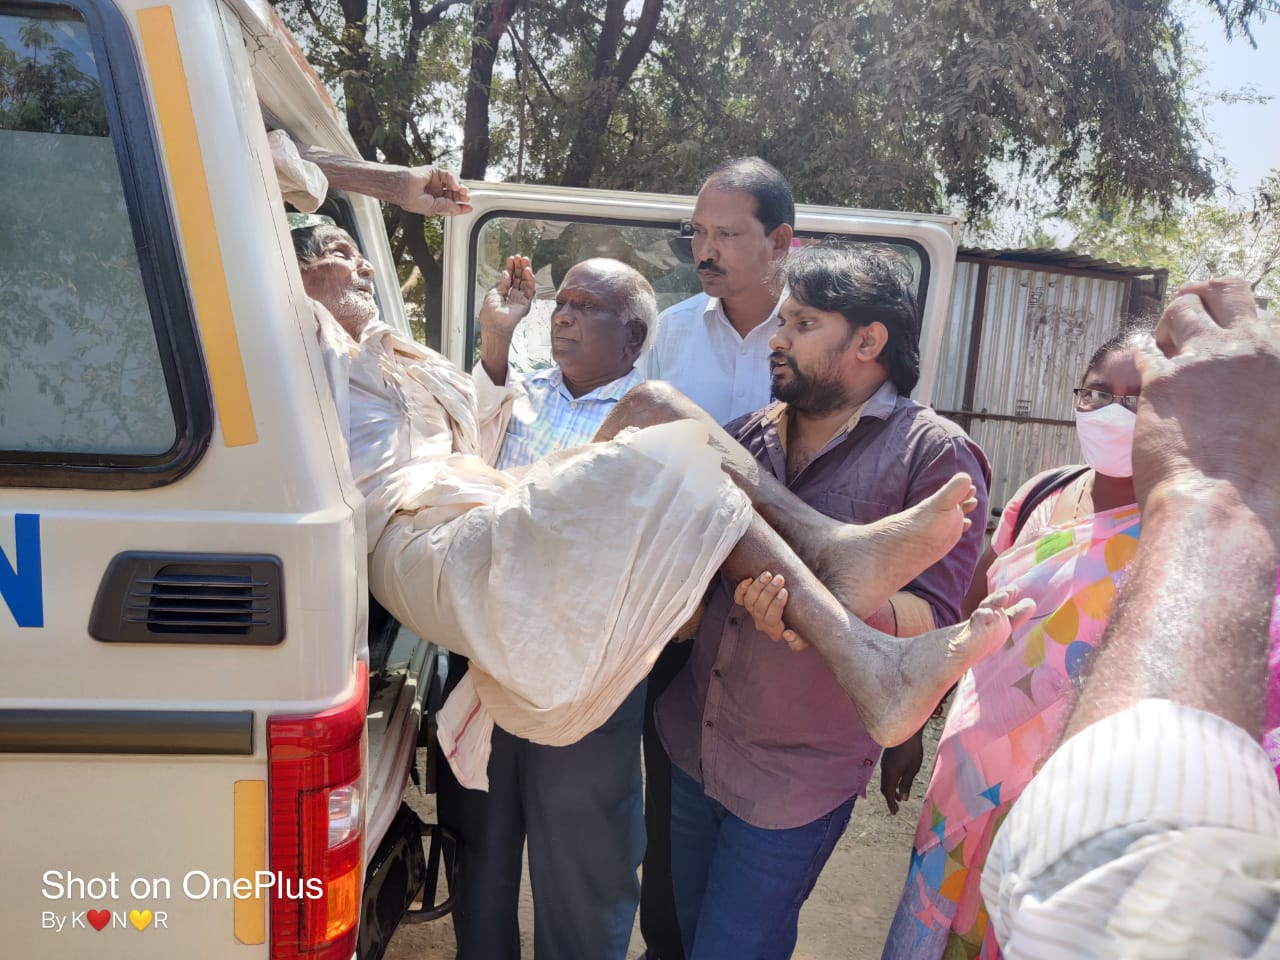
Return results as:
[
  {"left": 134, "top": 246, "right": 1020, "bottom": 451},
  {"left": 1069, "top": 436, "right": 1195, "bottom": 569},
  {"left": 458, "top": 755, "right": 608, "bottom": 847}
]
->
[{"left": 982, "top": 698, "right": 1280, "bottom": 959}]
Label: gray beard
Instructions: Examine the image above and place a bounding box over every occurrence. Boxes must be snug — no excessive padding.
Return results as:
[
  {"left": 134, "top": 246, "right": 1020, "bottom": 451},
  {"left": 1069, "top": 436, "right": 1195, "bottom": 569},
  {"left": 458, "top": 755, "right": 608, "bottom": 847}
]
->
[{"left": 332, "top": 291, "right": 379, "bottom": 339}]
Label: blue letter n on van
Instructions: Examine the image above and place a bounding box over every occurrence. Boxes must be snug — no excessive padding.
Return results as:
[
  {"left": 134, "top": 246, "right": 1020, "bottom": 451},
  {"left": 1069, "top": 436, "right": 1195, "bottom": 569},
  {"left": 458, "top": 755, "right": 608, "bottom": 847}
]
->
[{"left": 1, "top": 514, "right": 43, "bottom": 628}]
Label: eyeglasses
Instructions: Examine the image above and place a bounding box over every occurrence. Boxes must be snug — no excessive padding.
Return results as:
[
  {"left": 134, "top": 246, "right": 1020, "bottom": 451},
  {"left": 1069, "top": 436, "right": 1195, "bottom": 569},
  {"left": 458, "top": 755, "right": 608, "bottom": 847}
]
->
[{"left": 1073, "top": 388, "right": 1140, "bottom": 413}]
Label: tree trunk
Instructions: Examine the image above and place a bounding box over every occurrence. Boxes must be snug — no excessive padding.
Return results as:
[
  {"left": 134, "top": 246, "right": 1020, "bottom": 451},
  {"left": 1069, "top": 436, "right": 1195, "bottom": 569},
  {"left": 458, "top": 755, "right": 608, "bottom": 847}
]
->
[
  {"left": 336, "top": 0, "right": 379, "bottom": 161},
  {"left": 560, "top": 0, "right": 663, "bottom": 188},
  {"left": 397, "top": 209, "right": 446, "bottom": 348},
  {"left": 461, "top": 0, "right": 520, "bottom": 179}
]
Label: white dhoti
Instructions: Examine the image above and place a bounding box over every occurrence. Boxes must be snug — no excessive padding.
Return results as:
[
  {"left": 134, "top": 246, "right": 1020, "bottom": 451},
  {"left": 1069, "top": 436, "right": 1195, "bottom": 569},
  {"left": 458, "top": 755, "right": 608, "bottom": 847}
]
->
[
  {"left": 372, "top": 421, "right": 751, "bottom": 787},
  {"left": 316, "top": 313, "right": 750, "bottom": 787}
]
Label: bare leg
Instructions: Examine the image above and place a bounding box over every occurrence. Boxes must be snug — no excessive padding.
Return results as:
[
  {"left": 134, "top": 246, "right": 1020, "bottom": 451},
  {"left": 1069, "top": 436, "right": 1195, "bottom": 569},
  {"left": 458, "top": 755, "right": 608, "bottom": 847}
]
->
[
  {"left": 596, "top": 382, "right": 976, "bottom": 617},
  {"left": 721, "top": 516, "right": 1027, "bottom": 745}
]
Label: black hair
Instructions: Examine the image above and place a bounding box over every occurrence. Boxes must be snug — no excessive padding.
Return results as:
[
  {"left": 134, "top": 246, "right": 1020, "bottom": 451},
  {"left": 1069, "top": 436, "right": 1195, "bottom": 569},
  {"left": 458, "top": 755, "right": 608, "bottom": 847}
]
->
[
  {"left": 291, "top": 224, "right": 356, "bottom": 268},
  {"left": 1085, "top": 314, "right": 1159, "bottom": 379},
  {"left": 702, "top": 157, "right": 795, "bottom": 234},
  {"left": 780, "top": 244, "right": 921, "bottom": 395}
]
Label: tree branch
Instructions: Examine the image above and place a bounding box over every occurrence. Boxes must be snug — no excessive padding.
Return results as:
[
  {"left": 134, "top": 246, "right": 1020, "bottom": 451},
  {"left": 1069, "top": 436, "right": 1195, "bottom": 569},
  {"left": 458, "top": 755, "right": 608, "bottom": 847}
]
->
[
  {"left": 409, "top": 122, "right": 438, "bottom": 163},
  {"left": 593, "top": 0, "right": 626, "bottom": 80},
  {"left": 560, "top": 0, "right": 664, "bottom": 186},
  {"left": 297, "top": 0, "right": 341, "bottom": 45},
  {"left": 398, "top": 209, "right": 445, "bottom": 347},
  {"left": 506, "top": 21, "right": 565, "bottom": 105},
  {"left": 613, "top": 0, "right": 662, "bottom": 82},
  {"left": 411, "top": 0, "right": 469, "bottom": 31}
]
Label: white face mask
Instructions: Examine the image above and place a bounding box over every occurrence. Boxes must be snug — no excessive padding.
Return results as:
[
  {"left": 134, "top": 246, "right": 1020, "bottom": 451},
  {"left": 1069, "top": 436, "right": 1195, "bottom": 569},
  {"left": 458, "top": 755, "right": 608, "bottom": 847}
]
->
[{"left": 1074, "top": 404, "right": 1136, "bottom": 478}]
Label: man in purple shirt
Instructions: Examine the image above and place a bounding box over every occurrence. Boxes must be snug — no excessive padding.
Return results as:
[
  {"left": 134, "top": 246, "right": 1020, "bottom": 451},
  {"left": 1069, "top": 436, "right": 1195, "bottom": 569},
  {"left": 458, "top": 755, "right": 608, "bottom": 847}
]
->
[{"left": 654, "top": 245, "right": 990, "bottom": 959}]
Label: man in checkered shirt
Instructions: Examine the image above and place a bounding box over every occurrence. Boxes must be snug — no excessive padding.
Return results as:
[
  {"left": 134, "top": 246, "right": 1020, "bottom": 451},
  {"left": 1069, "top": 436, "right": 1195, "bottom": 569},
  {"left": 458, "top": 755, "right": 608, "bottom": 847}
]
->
[{"left": 437, "top": 254, "right": 658, "bottom": 960}]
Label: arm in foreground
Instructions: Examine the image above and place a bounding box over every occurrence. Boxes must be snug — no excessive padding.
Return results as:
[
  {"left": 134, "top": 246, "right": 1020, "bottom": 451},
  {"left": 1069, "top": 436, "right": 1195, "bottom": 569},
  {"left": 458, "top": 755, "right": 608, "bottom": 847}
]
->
[
  {"left": 297, "top": 143, "right": 472, "bottom": 216},
  {"left": 982, "top": 278, "right": 1280, "bottom": 959}
]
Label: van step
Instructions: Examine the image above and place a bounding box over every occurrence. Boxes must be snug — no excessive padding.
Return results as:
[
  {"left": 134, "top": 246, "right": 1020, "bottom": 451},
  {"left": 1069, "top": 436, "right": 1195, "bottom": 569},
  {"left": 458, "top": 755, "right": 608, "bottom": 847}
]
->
[{"left": 358, "top": 804, "right": 459, "bottom": 960}]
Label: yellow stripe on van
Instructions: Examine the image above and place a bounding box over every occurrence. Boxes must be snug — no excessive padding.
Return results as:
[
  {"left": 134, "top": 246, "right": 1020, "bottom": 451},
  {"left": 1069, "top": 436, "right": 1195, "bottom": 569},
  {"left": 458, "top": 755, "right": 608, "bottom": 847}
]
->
[
  {"left": 232, "top": 780, "right": 267, "bottom": 944},
  {"left": 137, "top": 5, "right": 258, "bottom": 447}
]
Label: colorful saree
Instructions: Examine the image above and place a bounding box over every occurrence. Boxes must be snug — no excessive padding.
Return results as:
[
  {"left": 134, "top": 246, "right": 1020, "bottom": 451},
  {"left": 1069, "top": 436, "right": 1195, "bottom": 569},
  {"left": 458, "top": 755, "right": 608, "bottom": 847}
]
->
[{"left": 882, "top": 501, "right": 1140, "bottom": 960}]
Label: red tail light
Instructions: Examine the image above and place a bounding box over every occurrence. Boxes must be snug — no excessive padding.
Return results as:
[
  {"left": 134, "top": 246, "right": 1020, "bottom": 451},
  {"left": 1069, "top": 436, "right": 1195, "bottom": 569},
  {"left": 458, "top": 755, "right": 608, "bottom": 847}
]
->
[{"left": 268, "top": 661, "right": 368, "bottom": 959}]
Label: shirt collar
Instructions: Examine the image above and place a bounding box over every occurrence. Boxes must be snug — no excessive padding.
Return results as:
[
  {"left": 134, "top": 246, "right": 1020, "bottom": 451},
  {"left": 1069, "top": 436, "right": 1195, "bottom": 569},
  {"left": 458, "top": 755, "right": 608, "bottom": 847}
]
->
[
  {"left": 356, "top": 318, "right": 397, "bottom": 361},
  {"left": 545, "top": 364, "right": 644, "bottom": 402},
  {"left": 762, "top": 379, "right": 900, "bottom": 451},
  {"left": 702, "top": 286, "right": 789, "bottom": 338}
]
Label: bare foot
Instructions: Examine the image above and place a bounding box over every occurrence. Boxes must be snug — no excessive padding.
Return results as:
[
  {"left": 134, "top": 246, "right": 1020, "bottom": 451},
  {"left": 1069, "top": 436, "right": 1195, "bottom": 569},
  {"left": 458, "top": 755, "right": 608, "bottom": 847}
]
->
[
  {"left": 733, "top": 565, "right": 1035, "bottom": 745},
  {"left": 839, "top": 590, "right": 1036, "bottom": 746},
  {"left": 811, "top": 473, "right": 978, "bottom": 617},
  {"left": 596, "top": 387, "right": 978, "bottom": 615}
]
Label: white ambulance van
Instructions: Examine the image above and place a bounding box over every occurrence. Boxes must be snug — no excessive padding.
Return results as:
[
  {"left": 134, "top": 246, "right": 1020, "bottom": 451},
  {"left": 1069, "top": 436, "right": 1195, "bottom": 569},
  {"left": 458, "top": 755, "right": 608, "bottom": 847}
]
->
[
  {"left": 0, "top": 1, "right": 960, "bottom": 958},
  {"left": 1, "top": 1, "right": 449, "bottom": 958}
]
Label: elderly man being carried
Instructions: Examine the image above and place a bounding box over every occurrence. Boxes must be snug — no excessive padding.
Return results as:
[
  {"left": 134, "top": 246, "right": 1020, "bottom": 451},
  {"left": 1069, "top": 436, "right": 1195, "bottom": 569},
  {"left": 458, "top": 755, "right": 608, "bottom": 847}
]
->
[{"left": 292, "top": 224, "right": 1031, "bottom": 787}]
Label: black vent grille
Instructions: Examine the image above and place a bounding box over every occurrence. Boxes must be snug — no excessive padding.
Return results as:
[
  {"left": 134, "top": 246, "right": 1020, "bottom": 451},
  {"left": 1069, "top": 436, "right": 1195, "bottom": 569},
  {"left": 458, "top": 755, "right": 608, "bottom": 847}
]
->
[
  {"left": 91, "top": 553, "right": 285, "bottom": 646},
  {"left": 133, "top": 566, "right": 267, "bottom": 635}
]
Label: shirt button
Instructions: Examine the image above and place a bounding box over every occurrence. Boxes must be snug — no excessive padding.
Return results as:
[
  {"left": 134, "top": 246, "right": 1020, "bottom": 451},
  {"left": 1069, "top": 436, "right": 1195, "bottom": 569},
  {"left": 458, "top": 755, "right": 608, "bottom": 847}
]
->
[
  {"left": 863, "top": 758, "right": 874, "bottom": 767},
  {"left": 728, "top": 616, "right": 739, "bottom": 627},
  {"left": 704, "top": 720, "right": 714, "bottom": 728},
  {"left": 712, "top": 669, "right": 723, "bottom": 678}
]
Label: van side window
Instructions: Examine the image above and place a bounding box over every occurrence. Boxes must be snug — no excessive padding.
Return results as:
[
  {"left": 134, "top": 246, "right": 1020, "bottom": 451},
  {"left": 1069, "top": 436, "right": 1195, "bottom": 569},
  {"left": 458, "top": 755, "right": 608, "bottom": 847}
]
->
[{"left": 0, "top": 8, "right": 176, "bottom": 456}]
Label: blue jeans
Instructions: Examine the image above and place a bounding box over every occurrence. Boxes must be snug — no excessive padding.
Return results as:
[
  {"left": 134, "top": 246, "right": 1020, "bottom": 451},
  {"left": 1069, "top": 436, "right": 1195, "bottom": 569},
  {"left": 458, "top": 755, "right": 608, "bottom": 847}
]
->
[{"left": 669, "top": 764, "right": 855, "bottom": 960}]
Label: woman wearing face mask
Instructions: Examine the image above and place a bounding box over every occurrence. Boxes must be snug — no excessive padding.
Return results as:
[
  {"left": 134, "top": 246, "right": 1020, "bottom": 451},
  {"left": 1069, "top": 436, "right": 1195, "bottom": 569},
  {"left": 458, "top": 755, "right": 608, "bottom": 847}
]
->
[{"left": 879, "top": 320, "right": 1152, "bottom": 960}]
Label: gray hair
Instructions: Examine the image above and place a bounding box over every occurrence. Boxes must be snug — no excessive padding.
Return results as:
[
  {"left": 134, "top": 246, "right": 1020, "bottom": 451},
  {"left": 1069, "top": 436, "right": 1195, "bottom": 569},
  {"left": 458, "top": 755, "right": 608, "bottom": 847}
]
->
[
  {"left": 291, "top": 223, "right": 355, "bottom": 268},
  {"left": 573, "top": 258, "right": 659, "bottom": 354}
]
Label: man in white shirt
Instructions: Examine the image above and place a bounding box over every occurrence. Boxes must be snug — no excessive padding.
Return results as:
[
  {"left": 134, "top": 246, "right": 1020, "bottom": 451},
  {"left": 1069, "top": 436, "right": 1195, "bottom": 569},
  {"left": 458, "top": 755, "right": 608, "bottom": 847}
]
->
[
  {"left": 290, "top": 225, "right": 1033, "bottom": 959},
  {"left": 981, "top": 277, "right": 1280, "bottom": 958},
  {"left": 636, "top": 156, "right": 795, "bottom": 960},
  {"left": 292, "top": 223, "right": 1019, "bottom": 758},
  {"left": 640, "top": 156, "right": 794, "bottom": 425}
]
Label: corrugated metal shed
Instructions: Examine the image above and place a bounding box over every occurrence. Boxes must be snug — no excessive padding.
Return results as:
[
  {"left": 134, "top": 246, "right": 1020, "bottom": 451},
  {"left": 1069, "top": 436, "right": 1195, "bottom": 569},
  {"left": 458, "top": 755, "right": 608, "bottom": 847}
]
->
[
  {"left": 934, "top": 249, "right": 1166, "bottom": 522},
  {"left": 957, "top": 247, "right": 1165, "bottom": 281}
]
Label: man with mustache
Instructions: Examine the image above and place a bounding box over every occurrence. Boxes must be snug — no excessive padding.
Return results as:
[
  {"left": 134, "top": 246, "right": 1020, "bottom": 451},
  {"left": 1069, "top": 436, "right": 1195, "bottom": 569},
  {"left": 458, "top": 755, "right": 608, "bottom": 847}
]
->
[
  {"left": 642, "top": 156, "right": 795, "bottom": 424},
  {"left": 637, "top": 156, "right": 797, "bottom": 960},
  {"left": 652, "top": 244, "right": 990, "bottom": 960}
]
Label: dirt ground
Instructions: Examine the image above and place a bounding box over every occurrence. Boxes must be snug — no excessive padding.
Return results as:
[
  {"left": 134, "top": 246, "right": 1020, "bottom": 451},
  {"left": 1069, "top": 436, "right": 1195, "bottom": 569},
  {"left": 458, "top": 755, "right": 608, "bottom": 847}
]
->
[{"left": 384, "top": 719, "right": 943, "bottom": 960}]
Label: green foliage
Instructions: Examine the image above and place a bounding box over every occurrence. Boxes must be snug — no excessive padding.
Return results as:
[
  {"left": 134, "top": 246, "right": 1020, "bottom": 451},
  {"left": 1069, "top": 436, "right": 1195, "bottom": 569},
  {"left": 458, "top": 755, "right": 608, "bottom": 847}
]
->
[
  {"left": 562, "top": 0, "right": 1222, "bottom": 216},
  {"left": 1067, "top": 170, "right": 1280, "bottom": 301},
  {"left": 268, "top": 0, "right": 1272, "bottom": 338},
  {"left": 0, "top": 20, "right": 107, "bottom": 135}
]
